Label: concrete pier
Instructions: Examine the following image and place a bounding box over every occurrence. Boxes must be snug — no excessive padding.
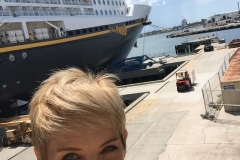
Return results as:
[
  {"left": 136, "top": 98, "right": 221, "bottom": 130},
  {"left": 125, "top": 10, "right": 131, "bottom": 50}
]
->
[{"left": 1, "top": 47, "right": 240, "bottom": 159}]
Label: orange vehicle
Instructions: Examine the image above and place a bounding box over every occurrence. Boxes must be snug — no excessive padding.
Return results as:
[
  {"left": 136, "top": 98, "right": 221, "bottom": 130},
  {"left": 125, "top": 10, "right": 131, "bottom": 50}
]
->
[{"left": 176, "top": 70, "right": 196, "bottom": 92}]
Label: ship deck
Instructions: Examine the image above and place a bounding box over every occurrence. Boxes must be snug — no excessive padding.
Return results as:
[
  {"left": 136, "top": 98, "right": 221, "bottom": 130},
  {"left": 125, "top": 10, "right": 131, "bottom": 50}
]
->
[{"left": 1, "top": 47, "right": 240, "bottom": 159}]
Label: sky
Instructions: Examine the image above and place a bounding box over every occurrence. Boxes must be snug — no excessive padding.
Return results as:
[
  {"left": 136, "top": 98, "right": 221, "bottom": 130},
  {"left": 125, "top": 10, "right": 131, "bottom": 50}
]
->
[{"left": 126, "top": 0, "right": 240, "bottom": 31}]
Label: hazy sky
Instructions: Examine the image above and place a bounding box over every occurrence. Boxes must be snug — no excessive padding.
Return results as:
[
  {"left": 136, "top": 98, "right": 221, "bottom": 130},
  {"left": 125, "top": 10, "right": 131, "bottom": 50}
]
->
[{"left": 126, "top": 0, "right": 240, "bottom": 31}]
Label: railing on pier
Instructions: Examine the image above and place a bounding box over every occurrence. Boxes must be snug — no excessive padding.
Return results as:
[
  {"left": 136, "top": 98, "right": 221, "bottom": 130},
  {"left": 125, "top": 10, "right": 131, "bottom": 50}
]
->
[{"left": 201, "top": 50, "right": 235, "bottom": 122}]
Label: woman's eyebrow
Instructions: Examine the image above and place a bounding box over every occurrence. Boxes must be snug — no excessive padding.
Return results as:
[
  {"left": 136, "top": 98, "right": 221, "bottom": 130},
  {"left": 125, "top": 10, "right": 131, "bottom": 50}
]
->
[
  {"left": 100, "top": 137, "right": 119, "bottom": 148},
  {"left": 57, "top": 147, "right": 82, "bottom": 152}
]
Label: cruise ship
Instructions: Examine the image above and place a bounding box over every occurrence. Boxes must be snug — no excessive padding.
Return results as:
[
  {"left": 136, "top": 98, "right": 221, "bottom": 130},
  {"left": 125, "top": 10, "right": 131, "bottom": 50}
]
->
[{"left": 0, "top": 0, "right": 151, "bottom": 118}]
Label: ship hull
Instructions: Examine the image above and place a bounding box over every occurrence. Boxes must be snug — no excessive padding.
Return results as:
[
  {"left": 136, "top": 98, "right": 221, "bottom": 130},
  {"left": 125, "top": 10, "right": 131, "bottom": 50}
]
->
[{"left": 0, "top": 20, "right": 143, "bottom": 106}]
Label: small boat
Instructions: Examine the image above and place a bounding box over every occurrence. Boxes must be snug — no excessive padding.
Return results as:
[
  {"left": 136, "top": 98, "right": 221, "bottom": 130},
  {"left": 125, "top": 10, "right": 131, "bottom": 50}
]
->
[{"left": 228, "top": 39, "right": 240, "bottom": 48}]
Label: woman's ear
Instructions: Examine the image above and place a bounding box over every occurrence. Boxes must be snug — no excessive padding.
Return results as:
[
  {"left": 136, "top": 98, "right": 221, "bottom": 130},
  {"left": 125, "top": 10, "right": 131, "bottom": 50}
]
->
[
  {"left": 34, "top": 149, "right": 41, "bottom": 160},
  {"left": 125, "top": 129, "right": 128, "bottom": 139}
]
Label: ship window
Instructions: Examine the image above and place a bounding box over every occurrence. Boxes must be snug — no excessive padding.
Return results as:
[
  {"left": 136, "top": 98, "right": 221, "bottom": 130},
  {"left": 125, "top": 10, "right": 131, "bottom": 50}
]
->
[
  {"left": 114, "top": 10, "right": 116, "bottom": 15},
  {"left": 121, "top": 11, "right": 123, "bottom": 15},
  {"left": 103, "top": 0, "right": 105, "bottom": 5},
  {"left": 83, "top": 29, "right": 87, "bottom": 33},
  {"left": 93, "top": 0, "right": 96, "bottom": 4},
  {"left": 105, "top": 10, "right": 107, "bottom": 15},
  {"left": 22, "top": 52, "right": 28, "bottom": 59},
  {"left": 95, "top": 10, "right": 99, "bottom": 15},
  {"left": 119, "top": 1, "right": 121, "bottom": 6},
  {"left": 117, "top": 10, "right": 120, "bottom": 15},
  {"left": 94, "top": 27, "right": 99, "bottom": 31},
  {"left": 2, "top": 83, "right": 7, "bottom": 88},
  {"left": 100, "top": 10, "right": 103, "bottom": 15},
  {"left": 9, "top": 54, "right": 15, "bottom": 62},
  {"left": 123, "top": 2, "right": 125, "bottom": 6},
  {"left": 68, "top": 31, "right": 74, "bottom": 36},
  {"left": 16, "top": 78, "right": 21, "bottom": 84},
  {"left": 109, "top": 10, "right": 112, "bottom": 15},
  {"left": 107, "top": 0, "right": 109, "bottom": 5},
  {"left": 100, "top": 26, "right": 104, "bottom": 30},
  {"left": 98, "top": 0, "right": 101, "bottom": 5},
  {"left": 126, "top": 22, "right": 128, "bottom": 25},
  {"left": 105, "top": 25, "right": 109, "bottom": 29},
  {"left": 89, "top": 28, "right": 93, "bottom": 32},
  {"left": 129, "top": 21, "right": 132, "bottom": 24},
  {"left": 76, "top": 30, "right": 81, "bottom": 34},
  {"left": 132, "top": 20, "right": 134, "bottom": 23},
  {"left": 112, "top": 0, "right": 114, "bottom": 5},
  {"left": 116, "top": 1, "right": 118, "bottom": 5}
]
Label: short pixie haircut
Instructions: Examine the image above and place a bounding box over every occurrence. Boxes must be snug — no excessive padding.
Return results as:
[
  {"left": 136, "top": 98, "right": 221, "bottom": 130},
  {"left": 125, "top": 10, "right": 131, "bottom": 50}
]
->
[{"left": 29, "top": 68, "right": 126, "bottom": 160}]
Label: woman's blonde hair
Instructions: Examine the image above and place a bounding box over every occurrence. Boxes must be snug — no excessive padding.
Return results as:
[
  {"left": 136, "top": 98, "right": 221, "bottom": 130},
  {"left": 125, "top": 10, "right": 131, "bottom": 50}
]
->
[{"left": 29, "top": 68, "right": 126, "bottom": 160}]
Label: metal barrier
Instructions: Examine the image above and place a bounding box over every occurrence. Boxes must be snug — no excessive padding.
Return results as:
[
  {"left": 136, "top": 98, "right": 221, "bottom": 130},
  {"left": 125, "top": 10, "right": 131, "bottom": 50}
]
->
[{"left": 201, "top": 50, "right": 235, "bottom": 121}]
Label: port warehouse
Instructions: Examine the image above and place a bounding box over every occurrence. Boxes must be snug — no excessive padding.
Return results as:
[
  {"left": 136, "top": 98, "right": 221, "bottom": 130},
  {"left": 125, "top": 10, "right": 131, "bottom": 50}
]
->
[{"left": 221, "top": 48, "right": 240, "bottom": 111}]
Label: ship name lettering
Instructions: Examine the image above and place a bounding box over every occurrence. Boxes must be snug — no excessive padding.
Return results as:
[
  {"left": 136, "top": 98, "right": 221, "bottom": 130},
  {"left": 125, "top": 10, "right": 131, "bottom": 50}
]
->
[{"left": 109, "top": 26, "right": 127, "bottom": 36}]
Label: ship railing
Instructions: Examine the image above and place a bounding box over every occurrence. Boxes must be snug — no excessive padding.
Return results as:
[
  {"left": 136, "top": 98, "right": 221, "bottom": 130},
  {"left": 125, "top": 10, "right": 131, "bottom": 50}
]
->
[
  {"left": 5, "top": 0, "right": 61, "bottom": 4},
  {"left": 0, "top": 10, "right": 11, "bottom": 16},
  {"left": 53, "top": 10, "right": 70, "bottom": 16},
  {"left": 13, "top": 10, "right": 70, "bottom": 16},
  {"left": 84, "top": 11, "right": 94, "bottom": 15},
  {"left": 62, "top": 0, "right": 92, "bottom": 6},
  {"left": 70, "top": 11, "right": 83, "bottom": 16}
]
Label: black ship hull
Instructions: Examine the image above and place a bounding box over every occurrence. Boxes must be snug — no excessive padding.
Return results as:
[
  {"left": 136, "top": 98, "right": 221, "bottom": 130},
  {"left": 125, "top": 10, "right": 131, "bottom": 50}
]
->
[{"left": 0, "top": 19, "right": 144, "bottom": 117}]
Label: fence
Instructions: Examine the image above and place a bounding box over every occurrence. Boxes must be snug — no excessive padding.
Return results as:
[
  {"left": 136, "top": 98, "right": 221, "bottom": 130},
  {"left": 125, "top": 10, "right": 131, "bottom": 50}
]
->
[{"left": 201, "top": 50, "right": 236, "bottom": 121}]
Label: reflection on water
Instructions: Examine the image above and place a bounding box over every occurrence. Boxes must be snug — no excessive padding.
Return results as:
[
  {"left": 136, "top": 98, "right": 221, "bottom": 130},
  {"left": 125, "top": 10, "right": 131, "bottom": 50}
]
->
[{"left": 128, "top": 28, "right": 240, "bottom": 58}]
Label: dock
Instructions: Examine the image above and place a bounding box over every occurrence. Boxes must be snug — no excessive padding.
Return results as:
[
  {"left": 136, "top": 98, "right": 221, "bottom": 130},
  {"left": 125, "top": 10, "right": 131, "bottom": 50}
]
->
[
  {"left": 167, "top": 23, "right": 240, "bottom": 38},
  {"left": 1, "top": 47, "right": 240, "bottom": 159}
]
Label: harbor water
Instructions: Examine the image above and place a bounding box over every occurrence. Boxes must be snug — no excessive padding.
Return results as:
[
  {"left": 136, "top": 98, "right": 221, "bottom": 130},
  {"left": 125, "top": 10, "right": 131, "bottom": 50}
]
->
[{"left": 128, "top": 28, "right": 240, "bottom": 58}]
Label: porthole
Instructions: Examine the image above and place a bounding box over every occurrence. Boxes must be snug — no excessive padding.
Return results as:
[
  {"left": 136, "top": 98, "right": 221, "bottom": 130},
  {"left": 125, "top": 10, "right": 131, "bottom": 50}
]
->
[
  {"left": 93, "top": 0, "right": 96, "bottom": 4},
  {"left": 107, "top": 0, "right": 109, "bottom": 5},
  {"left": 112, "top": 0, "right": 114, "bottom": 5},
  {"left": 114, "top": 10, "right": 116, "bottom": 15},
  {"left": 16, "top": 78, "right": 21, "bottom": 84},
  {"left": 116, "top": 1, "right": 118, "bottom": 5},
  {"left": 95, "top": 10, "right": 98, "bottom": 15},
  {"left": 98, "top": 0, "right": 101, "bottom": 5},
  {"left": 105, "top": 10, "right": 107, "bottom": 15},
  {"left": 100, "top": 10, "right": 103, "bottom": 15},
  {"left": 103, "top": 0, "right": 105, "bottom": 5},
  {"left": 109, "top": 10, "right": 112, "bottom": 15},
  {"left": 2, "top": 83, "right": 7, "bottom": 88},
  {"left": 22, "top": 52, "right": 28, "bottom": 59},
  {"left": 9, "top": 54, "right": 15, "bottom": 62},
  {"left": 119, "top": 1, "right": 121, "bottom": 6}
]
